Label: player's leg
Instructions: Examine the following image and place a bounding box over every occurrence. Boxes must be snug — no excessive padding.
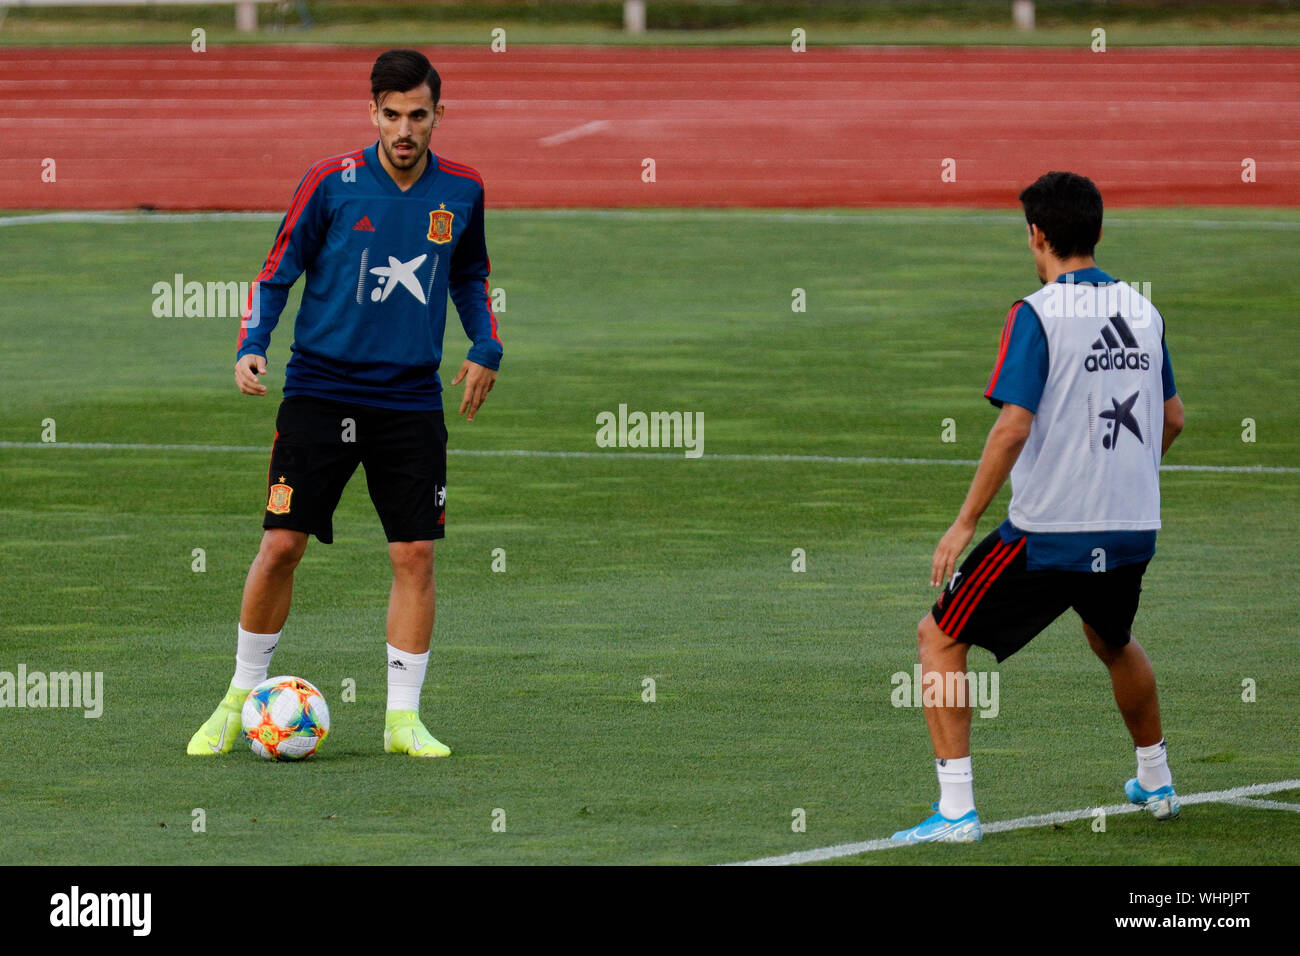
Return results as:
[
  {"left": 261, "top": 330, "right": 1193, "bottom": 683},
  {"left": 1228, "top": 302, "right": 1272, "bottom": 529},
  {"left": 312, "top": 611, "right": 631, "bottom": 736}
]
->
[
  {"left": 386, "top": 539, "right": 435, "bottom": 656},
  {"left": 900, "top": 612, "right": 983, "bottom": 840},
  {"left": 362, "top": 405, "right": 451, "bottom": 757},
  {"left": 918, "top": 612, "right": 973, "bottom": 760},
  {"left": 186, "top": 530, "right": 309, "bottom": 756},
  {"left": 1075, "top": 561, "right": 1178, "bottom": 819},
  {"left": 237, "top": 527, "right": 308, "bottom": 695},
  {"left": 893, "top": 530, "right": 1069, "bottom": 842},
  {"left": 381, "top": 539, "right": 447, "bottom": 756},
  {"left": 892, "top": 530, "right": 1008, "bottom": 842},
  {"left": 187, "top": 397, "right": 359, "bottom": 755},
  {"left": 240, "top": 528, "right": 309, "bottom": 634},
  {"left": 891, "top": 612, "right": 981, "bottom": 842},
  {"left": 1082, "top": 622, "right": 1162, "bottom": 746}
]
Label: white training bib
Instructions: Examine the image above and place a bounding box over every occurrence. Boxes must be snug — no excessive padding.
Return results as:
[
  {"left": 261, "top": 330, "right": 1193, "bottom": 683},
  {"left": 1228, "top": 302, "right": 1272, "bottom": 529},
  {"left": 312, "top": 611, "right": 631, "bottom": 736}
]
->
[{"left": 1008, "top": 278, "right": 1166, "bottom": 532}]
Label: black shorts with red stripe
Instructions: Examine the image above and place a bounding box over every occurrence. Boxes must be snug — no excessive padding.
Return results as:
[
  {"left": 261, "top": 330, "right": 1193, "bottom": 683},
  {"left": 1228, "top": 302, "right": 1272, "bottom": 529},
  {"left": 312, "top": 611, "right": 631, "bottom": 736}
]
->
[{"left": 930, "top": 528, "right": 1148, "bottom": 662}]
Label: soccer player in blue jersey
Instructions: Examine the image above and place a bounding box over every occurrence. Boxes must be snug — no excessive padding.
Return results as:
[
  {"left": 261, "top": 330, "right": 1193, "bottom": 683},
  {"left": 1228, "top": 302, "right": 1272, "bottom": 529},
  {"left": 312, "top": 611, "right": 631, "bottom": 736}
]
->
[
  {"left": 892, "top": 172, "right": 1185, "bottom": 841},
  {"left": 188, "top": 49, "right": 502, "bottom": 757}
]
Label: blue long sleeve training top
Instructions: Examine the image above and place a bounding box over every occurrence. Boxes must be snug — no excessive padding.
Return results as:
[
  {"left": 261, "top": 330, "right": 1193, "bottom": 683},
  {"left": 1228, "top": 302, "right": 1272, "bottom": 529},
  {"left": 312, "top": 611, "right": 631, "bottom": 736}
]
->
[{"left": 236, "top": 142, "right": 503, "bottom": 410}]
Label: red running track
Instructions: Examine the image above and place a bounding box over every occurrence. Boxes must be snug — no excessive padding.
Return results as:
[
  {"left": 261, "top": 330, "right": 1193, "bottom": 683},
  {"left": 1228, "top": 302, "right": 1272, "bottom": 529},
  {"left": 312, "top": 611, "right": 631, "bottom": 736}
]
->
[{"left": 1, "top": 45, "right": 1297, "bottom": 209}]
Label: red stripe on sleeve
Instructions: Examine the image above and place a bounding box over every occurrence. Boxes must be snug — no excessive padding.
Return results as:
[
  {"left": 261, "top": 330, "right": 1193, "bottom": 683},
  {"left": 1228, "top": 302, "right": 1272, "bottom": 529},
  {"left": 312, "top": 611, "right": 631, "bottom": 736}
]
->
[
  {"left": 483, "top": 279, "right": 500, "bottom": 343},
  {"left": 237, "top": 151, "right": 364, "bottom": 352},
  {"left": 236, "top": 282, "right": 255, "bottom": 352},
  {"left": 437, "top": 159, "right": 484, "bottom": 188},
  {"left": 238, "top": 162, "right": 338, "bottom": 350},
  {"left": 259, "top": 152, "right": 363, "bottom": 282},
  {"left": 985, "top": 302, "right": 1021, "bottom": 398},
  {"left": 438, "top": 156, "right": 481, "bottom": 177}
]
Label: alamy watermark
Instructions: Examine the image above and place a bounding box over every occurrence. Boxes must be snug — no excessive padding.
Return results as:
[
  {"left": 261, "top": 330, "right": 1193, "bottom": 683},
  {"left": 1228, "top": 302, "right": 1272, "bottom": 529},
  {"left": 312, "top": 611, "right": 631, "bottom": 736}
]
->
[
  {"left": 596, "top": 403, "right": 703, "bottom": 458},
  {"left": 49, "top": 886, "right": 150, "bottom": 936},
  {"left": 890, "top": 664, "right": 999, "bottom": 718},
  {"left": 151, "top": 274, "right": 260, "bottom": 324},
  {"left": 1039, "top": 277, "right": 1154, "bottom": 327},
  {"left": 0, "top": 665, "right": 103, "bottom": 718}
]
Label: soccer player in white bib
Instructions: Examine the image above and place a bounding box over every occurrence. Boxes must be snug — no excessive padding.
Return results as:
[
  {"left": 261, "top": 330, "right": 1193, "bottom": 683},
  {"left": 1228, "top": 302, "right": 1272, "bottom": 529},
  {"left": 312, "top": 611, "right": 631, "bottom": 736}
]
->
[{"left": 892, "top": 172, "right": 1185, "bottom": 843}]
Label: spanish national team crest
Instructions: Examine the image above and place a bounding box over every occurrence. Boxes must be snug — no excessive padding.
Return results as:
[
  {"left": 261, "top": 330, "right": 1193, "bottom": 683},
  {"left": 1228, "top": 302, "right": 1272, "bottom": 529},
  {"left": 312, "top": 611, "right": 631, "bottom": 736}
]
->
[
  {"left": 267, "top": 477, "right": 293, "bottom": 515},
  {"left": 427, "top": 203, "right": 454, "bottom": 244}
]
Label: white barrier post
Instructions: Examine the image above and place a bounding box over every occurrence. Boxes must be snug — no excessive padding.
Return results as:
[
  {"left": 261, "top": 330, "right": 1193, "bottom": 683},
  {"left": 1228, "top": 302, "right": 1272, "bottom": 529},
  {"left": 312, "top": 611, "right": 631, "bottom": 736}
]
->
[
  {"left": 1012, "top": 1, "right": 1035, "bottom": 31},
  {"left": 236, "top": 0, "right": 257, "bottom": 32},
  {"left": 624, "top": 0, "right": 646, "bottom": 35}
]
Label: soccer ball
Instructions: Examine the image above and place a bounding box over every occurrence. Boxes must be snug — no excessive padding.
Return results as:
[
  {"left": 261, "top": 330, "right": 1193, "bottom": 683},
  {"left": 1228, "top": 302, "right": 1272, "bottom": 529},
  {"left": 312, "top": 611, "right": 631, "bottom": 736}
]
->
[{"left": 241, "top": 676, "right": 330, "bottom": 761}]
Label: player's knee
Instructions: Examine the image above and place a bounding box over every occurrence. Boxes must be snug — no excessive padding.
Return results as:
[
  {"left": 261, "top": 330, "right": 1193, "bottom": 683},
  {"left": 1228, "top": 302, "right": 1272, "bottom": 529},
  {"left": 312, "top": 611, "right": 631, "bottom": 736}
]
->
[
  {"left": 917, "top": 614, "right": 944, "bottom": 657},
  {"left": 259, "top": 529, "right": 307, "bottom": 571},
  {"left": 1083, "top": 622, "right": 1117, "bottom": 662},
  {"left": 919, "top": 615, "right": 966, "bottom": 672},
  {"left": 389, "top": 540, "right": 434, "bottom": 579}
]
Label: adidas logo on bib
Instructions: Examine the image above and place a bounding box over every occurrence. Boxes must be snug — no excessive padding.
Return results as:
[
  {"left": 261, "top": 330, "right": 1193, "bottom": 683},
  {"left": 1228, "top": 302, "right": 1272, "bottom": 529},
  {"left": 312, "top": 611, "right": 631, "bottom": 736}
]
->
[{"left": 1084, "top": 313, "right": 1150, "bottom": 372}]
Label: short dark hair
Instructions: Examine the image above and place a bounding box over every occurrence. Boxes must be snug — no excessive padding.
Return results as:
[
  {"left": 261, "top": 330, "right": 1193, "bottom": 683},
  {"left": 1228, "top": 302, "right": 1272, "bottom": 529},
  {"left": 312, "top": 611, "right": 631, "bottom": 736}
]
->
[
  {"left": 370, "top": 49, "right": 440, "bottom": 105},
  {"left": 1018, "top": 171, "right": 1103, "bottom": 259}
]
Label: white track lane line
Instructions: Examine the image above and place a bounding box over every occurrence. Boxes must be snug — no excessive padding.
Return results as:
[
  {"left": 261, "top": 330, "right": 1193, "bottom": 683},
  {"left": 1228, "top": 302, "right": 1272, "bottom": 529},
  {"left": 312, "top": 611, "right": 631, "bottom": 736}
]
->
[
  {"left": 538, "top": 120, "right": 611, "bottom": 147},
  {"left": 725, "top": 778, "right": 1300, "bottom": 866}
]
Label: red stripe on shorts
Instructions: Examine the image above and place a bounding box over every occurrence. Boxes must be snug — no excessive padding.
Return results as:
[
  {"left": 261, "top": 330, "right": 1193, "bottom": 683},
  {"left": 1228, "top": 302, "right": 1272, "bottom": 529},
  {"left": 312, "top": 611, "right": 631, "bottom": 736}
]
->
[
  {"left": 266, "top": 429, "right": 279, "bottom": 489},
  {"left": 948, "top": 537, "right": 1026, "bottom": 639},
  {"left": 938, "top": 539, "right": 1008, "bottom": 633}
]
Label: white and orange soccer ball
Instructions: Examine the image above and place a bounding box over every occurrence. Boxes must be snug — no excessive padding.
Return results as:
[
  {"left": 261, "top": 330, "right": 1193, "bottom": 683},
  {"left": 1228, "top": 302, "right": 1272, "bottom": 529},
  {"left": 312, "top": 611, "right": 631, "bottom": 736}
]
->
[{"left": 240, "top": 676, "right": 330, "bottom": 761}]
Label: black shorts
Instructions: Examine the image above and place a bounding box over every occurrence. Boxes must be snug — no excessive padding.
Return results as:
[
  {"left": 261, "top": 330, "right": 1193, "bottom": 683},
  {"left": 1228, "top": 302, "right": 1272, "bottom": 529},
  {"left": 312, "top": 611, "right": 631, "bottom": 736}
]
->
[
  {"left": 262, "top": 395, "right": 447, "bottom": 544},
  {"left": 930, "top": 529, "right": 1148, "bottom": 662}
]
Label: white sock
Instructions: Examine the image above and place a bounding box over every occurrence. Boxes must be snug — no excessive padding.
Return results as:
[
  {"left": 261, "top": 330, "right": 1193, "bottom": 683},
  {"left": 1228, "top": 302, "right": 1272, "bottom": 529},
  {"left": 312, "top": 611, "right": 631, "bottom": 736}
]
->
[
  {"left": 232, "top": 625, "right": 280, "bottom": 690},
  {"left": 386, "top": 643, "right": 429, "bottom": 712},
  {"left": 936, "top": 756, "right": 976, "bottom": 818},
  {"left": 1136, "top": 739, "right": 1173, "bottom": 791}
]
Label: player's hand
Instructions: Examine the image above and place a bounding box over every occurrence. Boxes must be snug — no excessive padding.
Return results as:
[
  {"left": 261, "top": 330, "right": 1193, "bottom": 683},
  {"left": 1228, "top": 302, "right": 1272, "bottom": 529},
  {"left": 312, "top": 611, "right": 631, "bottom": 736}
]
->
[
  {"left": 235, "top": 353, "right": 268, "bottom": 396},
  {"left": 931, "top": 517, "right": 976, "bottom": 588},
  {"left": 451, "top": 359, "right": 496, "bottom": 422}
]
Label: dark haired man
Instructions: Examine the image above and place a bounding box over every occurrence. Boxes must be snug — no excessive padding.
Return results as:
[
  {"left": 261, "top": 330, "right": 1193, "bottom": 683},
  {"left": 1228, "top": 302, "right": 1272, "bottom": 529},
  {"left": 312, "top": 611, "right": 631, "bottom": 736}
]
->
[
  {"left": 892, "top": 171, "right": 1184, "bottom": 841},
  {"left": 188, "top": 49, "right": 502, "bottom": 758}
]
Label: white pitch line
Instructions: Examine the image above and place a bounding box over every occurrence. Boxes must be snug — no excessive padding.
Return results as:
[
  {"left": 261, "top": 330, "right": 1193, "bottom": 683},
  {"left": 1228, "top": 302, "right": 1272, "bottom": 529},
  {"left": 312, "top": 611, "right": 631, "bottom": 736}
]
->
[
  {"left": 0, "top": 211, "right": 280, "bottom": 227},
  {"left": 538, "top": 119, "right": 611, "bottom": 147},
  {"left": 1223, "top": 797, "right": 1300, "bottom": 813},
  {"left": 0, "top": 442, "right": 1296, "bottom": 475},
  {"left": 1159, "top": 463, "right": 1300, "bottom": 475},
  {"left": 0, "top": 440, "right": 266, "bottom": 454},
  {"left": 726, "top": 778, "right": 1300, "bottom": 866}
]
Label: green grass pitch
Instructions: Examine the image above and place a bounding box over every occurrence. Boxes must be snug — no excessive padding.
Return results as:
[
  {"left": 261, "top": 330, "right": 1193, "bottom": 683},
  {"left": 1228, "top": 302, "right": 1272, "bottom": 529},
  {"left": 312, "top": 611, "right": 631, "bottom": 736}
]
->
[{"left": 0, "top": 207, "right": 1297, "bottom": 865}]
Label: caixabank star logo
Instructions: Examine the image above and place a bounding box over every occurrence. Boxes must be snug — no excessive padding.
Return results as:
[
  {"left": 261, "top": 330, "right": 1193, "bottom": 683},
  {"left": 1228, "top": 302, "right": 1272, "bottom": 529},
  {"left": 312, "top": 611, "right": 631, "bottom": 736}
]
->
[{"left": 1099, "top": 391, "right": 1144, "bottom": 450}]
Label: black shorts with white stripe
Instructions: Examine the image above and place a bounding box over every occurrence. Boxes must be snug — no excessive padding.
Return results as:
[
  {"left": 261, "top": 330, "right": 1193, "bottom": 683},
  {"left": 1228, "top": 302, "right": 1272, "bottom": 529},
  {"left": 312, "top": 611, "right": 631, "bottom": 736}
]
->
[{"left": 930, "top": 528, "right": 1149, "bottom": 662}]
